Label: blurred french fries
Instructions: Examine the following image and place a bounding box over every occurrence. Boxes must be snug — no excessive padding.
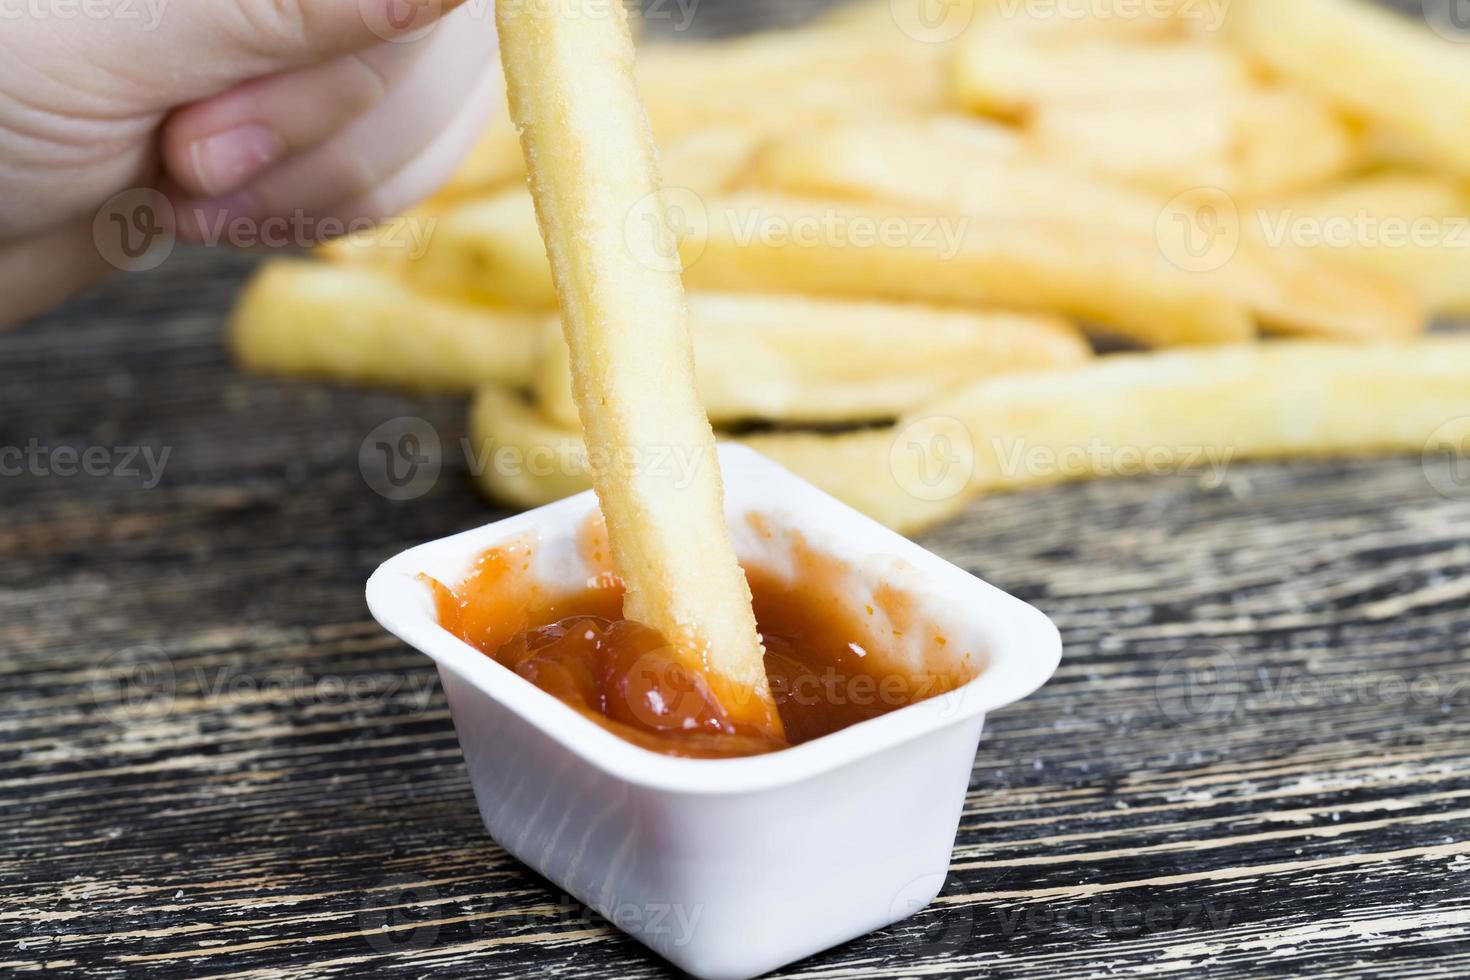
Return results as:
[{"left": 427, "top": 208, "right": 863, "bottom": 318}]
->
[
  {"left": 240, "top": 258, "right": 1087, "bottom": 418},
  {"left": 233, "top": 0, "right": 1470, "bottom": 535},
  {"left": 1226, "top": 0, "right": 1470, "bottom": 178},
  {"left": 954, "top": 35, "right": 1248, "bottom": 120},
  {"left": 686, "top": 192, "right": 1257, "bottom": 346},
  {"left": 751, "top": 121, "right": 1422, "bottom": 340},
  {"left": 411, "top": 185, "right": 1257, "bottom": 345},
  {"left": 536, "top": 293, "right": 1090, "bottom": 426},
  {"left": 1258, "top": 174, "right": 1470, "bottom": 317},
  {"left": 231, "top": 261, "right": 542, "bottom": 390},
  {"left": 470, "top": 383, "right": 927, "bottom": 531},
  {"left": 473, "top": 338, "right": 1470, "bottom": 534}
]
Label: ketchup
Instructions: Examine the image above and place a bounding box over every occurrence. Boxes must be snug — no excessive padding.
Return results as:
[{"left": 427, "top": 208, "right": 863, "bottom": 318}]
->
[{"left": 425, "top": 520, "right": 965, "bottom": 758}]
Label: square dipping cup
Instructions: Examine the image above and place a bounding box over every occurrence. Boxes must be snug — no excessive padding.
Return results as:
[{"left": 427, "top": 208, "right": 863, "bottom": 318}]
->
[{"left": 366, "top": 446, "right": 1061, "bottom": 979}]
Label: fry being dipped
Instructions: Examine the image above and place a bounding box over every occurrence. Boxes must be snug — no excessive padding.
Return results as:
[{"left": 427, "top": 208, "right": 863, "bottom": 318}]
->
[{"left": 496, "top": 0, "right": 781, "bottom": 734}]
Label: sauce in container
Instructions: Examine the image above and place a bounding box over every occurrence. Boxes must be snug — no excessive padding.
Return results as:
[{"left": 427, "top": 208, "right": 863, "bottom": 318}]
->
[{"left": 425, "top": 518, "right": 972, "bottom": 758}]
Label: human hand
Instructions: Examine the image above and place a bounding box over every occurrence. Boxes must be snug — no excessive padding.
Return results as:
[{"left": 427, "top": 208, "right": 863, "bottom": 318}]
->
[{"left": 0, "top": 0, "right": 500, "bottom": 325}]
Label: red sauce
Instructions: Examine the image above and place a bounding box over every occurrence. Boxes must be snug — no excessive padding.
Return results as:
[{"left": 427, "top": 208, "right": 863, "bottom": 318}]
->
[{"left": 425, "top": 518, "right": 971, "bottom": 758}]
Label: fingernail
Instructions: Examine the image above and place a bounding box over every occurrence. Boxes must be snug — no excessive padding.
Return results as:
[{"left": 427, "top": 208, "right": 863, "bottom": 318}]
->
[
  {"left": 177, "top": 190, "right": 258, "bottom": 244},
  {"left": 188, "top": 123, "right": 284, "bottom": 197}
]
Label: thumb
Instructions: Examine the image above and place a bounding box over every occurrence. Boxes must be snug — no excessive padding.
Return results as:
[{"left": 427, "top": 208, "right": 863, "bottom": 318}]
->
[{"left": 73, "top": 0, "right": 476, "bottom": 107}]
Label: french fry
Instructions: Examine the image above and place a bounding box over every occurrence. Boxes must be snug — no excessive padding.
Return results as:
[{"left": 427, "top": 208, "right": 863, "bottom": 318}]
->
[
  {"left": 315, "top": 208, "right": 441, "bottom": 267},
  {"left": 469, "top": 385, "right": 597, "bottom": 510},
  {"left": 655, "top": 123, "right": 766, "bottom": 196},
  {"left": 497, "top": 0, "right": 780, "bottom": 731},
  {"left": 1225, "top": 0, "right": 1470, "bottom": 178},
  {"left": 968, "top": 0, "right": 1208, "bottom": 39},
  {"left": 690, "top": 192, "right": 1296, "bottom": 347},
  {"left": 923, "top": 337, "right": 1470, "bottom": 500},
  {"left": 1028, "top": 100, "right": 1233, "bottom": 194},
  {"left": 411, "top": 121, "right": 766, "bottom": 306},
  {"left": 230, "top": 260, "right": 542, "bottom": 389},
  {"left": 750, "top": 118, "right": 1157, "bottom": 227},
  {"left": 753, "top": 123, "right": 1421, "bottom": 340},
  {"left": 411, "top": 188, "right": 553, "bottom": 308},
  {"left": 469, "top": 384, "right": 923, "bottom": 533},
  {"left": 473, "top": 338, "right": 1470, "bottom": 534},
  {"left": 951, "top": 20, "right": 1356, "bottom": 197},
  {"left": 1257, "top": 175, "right": 1470, "bottom": 317},
  {"left": 953, "top": 33, "right": 1248, "bottom": 119},
  {"left": 233, "top": 257, "right": 1089, "bottom": 409},
  {"left": 414, "top": 186, "right": 1254, "bottom": 345},
  {"left": 639, "top": 25, "right": 946, "bottom": 121},
  {"left": 535, "top": 292, "right": 1090, "bottom": 427},
  {"left": 433, "top": 116, "right": 527, "bottom": 202},
  {"left": 1230, "top": 87, "right": 1360, "bottom": 198},
  {"left": 431, "top": 24, "right": 946, "bottom": 202},
  {"left": 1030, "top": 86, "right": 1357, "bottom": 198}
]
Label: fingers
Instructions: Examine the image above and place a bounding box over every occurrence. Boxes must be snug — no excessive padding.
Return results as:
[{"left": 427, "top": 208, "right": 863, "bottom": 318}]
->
[
  {"left": 328, "top": 56, "right": 508, "bottom": 226},
  {"left": 0, "top": 221, "right": 114, "bottom": 330},
  {"left": 169, "top": 16, "right": 503, "bottom": 246},
  {"left": 66, "top": 0, "right": 476, "bottom": 109},
  {"left": 162, "top": 41, "right": 429, "bottom": 199},
  {"left": 219, "top": 14, "right": 496, "bottom": 216}
]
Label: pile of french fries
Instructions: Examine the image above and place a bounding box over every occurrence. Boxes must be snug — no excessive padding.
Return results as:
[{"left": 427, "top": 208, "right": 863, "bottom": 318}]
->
[{"left": 232, "top": 0, "right": 1470, "bottom": 535}]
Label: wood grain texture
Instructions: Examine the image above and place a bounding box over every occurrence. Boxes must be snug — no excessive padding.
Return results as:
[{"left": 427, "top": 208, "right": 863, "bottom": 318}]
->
[{"left": 4, "top": 1, "right": 1470, "bottom": 977}]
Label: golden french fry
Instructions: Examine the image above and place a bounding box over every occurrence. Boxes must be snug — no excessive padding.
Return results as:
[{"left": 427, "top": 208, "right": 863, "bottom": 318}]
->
[
  {"left": 236, "top": 258, "right": 1088, "bottom": 413},
  {"left": 497, "top": 0, "right": 779, "bottom": 730},
  {"left": 687, "top": 192, "right": 1269, "bottom": 347},
  {"left": 639, "top": 24, "right": 946, "bottom": 120},
  {"left": 1229, "top": 86, "right": 1360, "bottom": 198},
  {"left": 970, "top": 0, "right": 1209, "bottom": 39},
  {"left": 655, "top": 123, "right": 766, "bottom": 195},
  {"left": 921, "top": 337, "right": 1470, "bottom": 501},
  {"left": 1256, "top": 175, "right": 1470, "bottom": 317},
  {"left": 535, "top": 292, "right": 1090, "bottom": 427},
  {"left": 411, "top": 121, "right": 766, "bottom": 305},
  {"left": 952, "top": 20, "right": 1355, "bottom": 197},
  {"left": 685, "top": 192, "right": 1243, "bottom": 347},
  {"left": 469, "top": 385, "right": 597, "bottom": 510},
  {"left": 750, "top": 117, "right": 1155, "bottom": 226},
  {"left": 474, "top": 338, "right": 1470, "bottom": 534},
  {"left": 1225, "top": 0, "right": 1470, "bottom": 178},
  {"left": 414, "top": 185, "right": 1253, "bottom": 345},
  {"left": 1226, "top": 230, "right": 1425, "bottom": 342},
  {"left": 316, "top": 208, "right": 441, "bottom": 267},
  {"left": 1028, "top": 99, "right": 1234, "bottom": 194},
  {"left": 433, "top": 117, "right": 527, "bottom": 202},
  {"left": 1032, "top": 86, "right": 1358, "bottom": 198},
  {"left": 953, "top": 33, "right": 1248, "bottom": 119},
  {"left": 469, "top": 384, "right": 923, "bottom": 533},
  {"left": 753, "top": 125, "right": 1421, "bottom": 340},
  {"left": 230, "top": 260, "right": 542, "bottom": 389},
  {"left": 433, "top": 24, "right": 945, "bottom": 202},
  {"left": 411, "top": 189, "right": 551, "bottom": 307}
]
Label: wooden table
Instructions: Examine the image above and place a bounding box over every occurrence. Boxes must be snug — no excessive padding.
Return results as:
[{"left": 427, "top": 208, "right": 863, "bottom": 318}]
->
[{"left": 5, "top": 2, "right": 1470, "bottom": 977}]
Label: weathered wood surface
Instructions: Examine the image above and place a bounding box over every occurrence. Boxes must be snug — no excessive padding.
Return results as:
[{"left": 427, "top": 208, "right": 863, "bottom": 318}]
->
[{"left": 4, "top": 1, "right": 1470, "bottom": 977}]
